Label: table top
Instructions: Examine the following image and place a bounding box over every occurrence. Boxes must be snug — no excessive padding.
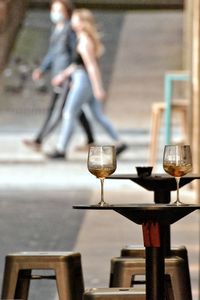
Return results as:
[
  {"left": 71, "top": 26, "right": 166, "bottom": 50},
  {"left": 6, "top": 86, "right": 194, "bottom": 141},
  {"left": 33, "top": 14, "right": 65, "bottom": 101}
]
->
[
  {"left": 109, "top": 173, "right": 200, "bottom": 179},
  {"left": 73, "top": 203, "right": 200, "bottom": 209},
  {"left": 73, "top": 203, "right": 200, "bottom": 225},
  {"left": 108, "top": 173, "right": 200, "bottom": 191}
]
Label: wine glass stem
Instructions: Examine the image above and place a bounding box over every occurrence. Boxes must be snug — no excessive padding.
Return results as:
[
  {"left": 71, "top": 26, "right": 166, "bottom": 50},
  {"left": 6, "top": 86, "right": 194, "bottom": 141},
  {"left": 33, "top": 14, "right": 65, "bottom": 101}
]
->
[
  {"left": 175, "top": 177, "right": 181, "bottom": 204},
  {"left": 99, "top": 178, "right": 105, "bottom": 206}
]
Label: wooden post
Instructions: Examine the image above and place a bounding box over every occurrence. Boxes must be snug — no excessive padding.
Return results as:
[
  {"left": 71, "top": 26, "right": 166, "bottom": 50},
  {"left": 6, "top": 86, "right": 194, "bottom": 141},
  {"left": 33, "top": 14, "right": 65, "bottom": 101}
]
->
[
  {"left": 183, "top": 0, "right": 193, "bottom": 70},
  {"left": 0, "top": 0, "right": 28, "bottom": 73},
  {"left": 192, "top": 0, "right": 200, "bottom": 202}
]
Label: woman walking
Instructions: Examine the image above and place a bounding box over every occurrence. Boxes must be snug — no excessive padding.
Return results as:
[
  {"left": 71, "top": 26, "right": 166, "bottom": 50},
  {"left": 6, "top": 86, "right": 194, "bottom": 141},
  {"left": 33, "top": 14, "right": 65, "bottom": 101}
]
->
[
  {"left": 23, "top": 1, "right": 95, "bottom": 151},
  {"left": 48, "top": 8, "right": 127, "bottom": 159}
]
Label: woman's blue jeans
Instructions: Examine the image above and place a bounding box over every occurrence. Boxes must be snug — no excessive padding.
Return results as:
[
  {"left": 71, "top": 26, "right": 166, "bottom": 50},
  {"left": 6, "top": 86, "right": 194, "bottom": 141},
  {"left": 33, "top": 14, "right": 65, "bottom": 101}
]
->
[{"left": 57, "top": 68, "right": 119, "bottom": 152}]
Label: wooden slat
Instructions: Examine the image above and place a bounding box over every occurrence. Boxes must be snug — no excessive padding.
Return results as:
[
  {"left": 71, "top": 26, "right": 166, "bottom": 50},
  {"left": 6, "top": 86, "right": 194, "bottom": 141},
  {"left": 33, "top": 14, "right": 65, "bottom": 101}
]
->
[{"left": 191, "top": 0, "right": 200, "bottom": 203}]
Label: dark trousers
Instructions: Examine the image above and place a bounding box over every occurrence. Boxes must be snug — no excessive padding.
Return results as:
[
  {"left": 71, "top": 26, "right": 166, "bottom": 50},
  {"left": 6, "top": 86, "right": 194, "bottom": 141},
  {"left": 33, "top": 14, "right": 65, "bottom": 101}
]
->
[{"left": 35, "top": 81, "right": 94, "bottom": 145}]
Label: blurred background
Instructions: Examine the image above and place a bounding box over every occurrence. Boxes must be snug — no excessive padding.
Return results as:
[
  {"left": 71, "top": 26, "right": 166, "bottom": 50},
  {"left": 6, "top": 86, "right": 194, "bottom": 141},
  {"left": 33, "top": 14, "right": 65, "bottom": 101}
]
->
[{"left": 0, "top": 1, "right": 199, "bottom": 300}]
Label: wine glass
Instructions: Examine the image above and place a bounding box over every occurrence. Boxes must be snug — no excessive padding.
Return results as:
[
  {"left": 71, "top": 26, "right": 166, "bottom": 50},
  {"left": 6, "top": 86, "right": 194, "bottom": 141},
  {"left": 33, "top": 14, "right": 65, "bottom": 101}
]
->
[
  {"left": 163, "top": 145, "right": 192, "bottom": 205},
  {"left": 87, "top": 145, "right": 117, "bottom": 206}
]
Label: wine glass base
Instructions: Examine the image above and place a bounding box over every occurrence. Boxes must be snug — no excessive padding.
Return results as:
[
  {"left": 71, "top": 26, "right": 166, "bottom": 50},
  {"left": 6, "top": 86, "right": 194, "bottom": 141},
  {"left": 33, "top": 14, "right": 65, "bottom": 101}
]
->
[
  {"left": 97, "top": 201, "right": 110, "bottom": 207},
  {"left": 170, "top": 200, "right": 189, "bottom": 206}
]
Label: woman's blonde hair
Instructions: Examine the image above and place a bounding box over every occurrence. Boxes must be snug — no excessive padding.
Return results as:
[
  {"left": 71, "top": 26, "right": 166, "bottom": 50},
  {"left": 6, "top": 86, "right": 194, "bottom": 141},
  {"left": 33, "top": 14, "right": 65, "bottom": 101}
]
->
[{"left": 73, "top": 9, "right": 104, "bottom": 58}]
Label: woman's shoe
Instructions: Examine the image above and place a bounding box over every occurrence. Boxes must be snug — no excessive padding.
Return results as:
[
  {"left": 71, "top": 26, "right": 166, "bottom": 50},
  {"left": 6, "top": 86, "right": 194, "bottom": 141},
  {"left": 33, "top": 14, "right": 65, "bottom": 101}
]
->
[
  {"left": 23, "top": 139, "right": 41, "bottom": 151},
  {"left": 116, "top": 143, "right": 128, "bottom": 156},
  {"left": 46, "top": 151, "right": 66, "bottom": 160}
]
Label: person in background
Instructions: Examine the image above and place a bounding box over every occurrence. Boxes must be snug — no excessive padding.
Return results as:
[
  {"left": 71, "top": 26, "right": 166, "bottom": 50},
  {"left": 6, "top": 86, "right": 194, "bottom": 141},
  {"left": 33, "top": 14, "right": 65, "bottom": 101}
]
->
[
  {"left": 23, "top": 0, "right": 95, "bottom": 151},
  {"left": 47, "top": 8, "right": 127, "bottom": 159}
]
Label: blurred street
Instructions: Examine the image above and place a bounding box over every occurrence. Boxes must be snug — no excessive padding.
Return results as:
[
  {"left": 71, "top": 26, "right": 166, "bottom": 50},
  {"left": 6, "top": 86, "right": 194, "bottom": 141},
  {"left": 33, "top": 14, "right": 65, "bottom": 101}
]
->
[{"left": 0, "top": 9, "right": 199, "bottom": 300}]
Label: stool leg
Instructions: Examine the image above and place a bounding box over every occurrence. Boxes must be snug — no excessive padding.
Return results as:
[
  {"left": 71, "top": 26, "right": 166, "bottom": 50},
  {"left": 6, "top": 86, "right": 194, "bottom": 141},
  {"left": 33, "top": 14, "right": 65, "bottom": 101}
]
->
[
  {"left": 165, "top": 274, "right": 175, "bottom": 300},
  {"left": 55, "top": 261, "right": 84, "bottom": 300},
  {"left": 109, "top": 271, "right": 113, "bottom": 287},
  {"left": 181, "top": 108, "right": 188, "bottom": 143},
  {"left": 171, "top": 247, "right": 192, "bottom": 297},
  {"left": 167, "top": 257, "right": 192, "bottom": 300},
  {"left": 1, "top": 261, "right": 19, "bottom": 299},
  {"left": 15, "top": 269, "right": 31, "bottom": 300},
  {"left": 149, "top": 107, "right": 163, "bottom": 165},
  {"left": 55, "top": 265, "right": 71, "bottom": 300}
]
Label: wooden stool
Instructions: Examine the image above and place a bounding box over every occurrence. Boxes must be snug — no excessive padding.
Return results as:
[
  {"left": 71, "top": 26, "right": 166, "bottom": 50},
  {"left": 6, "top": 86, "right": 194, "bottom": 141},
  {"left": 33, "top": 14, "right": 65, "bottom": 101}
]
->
[
  {"left": 149, "top": 99, "right": 188, "bottom": 165},
  {"left": 109, "top": 256, "right": 192, "bottom": 300},
  {"left": 120, "top": 245, "right": 191, "bottom": 290},
  {"left": 1, "top": 251, "right": 84, "bottom": 300},
  {"left": 83, "top": 288, "right": 145, "bottom": 300}
]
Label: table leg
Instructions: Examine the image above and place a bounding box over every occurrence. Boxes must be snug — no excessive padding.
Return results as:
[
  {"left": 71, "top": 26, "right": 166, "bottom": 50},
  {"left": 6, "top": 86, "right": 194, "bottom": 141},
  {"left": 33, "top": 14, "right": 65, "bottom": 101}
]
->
[
  {"left": 146, "top": 247, "right": 165, "bottom": 300},
  {"left": 143, "top": 223, "right": 167, "bottom": 300},
  {"left": 154, "top": 191, "right": 171, "bottom": 257},
  {"left": 154, "top": 190, "right": 170, "bottom": 204}
]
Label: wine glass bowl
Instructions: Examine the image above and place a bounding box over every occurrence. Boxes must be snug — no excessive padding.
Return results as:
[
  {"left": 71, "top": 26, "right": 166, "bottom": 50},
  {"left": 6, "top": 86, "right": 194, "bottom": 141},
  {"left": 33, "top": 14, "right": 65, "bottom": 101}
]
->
[
  {"left": 163, "top": 163, "right": 192, "bottom": 178},
  {"left": 87, "top": 145, "right": 117, "bottom": 206},
  {"left": 163, "top": 145, "right": 192, "bottom": 205}
]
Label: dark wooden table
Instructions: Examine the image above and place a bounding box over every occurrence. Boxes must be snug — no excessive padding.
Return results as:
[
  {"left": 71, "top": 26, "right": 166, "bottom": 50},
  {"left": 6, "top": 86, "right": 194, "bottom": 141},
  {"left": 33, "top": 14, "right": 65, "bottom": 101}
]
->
[
  {"left": 73, "top": 203, "right": 200, "bottom": 300},
  {"left": 108, "top": 173, "right": 200, "bottom": 255},
  {"left": 108, "top": 173, "right": 200, "bottom": 203}
]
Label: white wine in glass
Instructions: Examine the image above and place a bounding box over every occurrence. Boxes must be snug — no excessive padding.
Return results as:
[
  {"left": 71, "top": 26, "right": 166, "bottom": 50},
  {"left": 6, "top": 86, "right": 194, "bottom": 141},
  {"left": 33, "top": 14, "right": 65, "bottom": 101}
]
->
[
  {"left": 87, "top": 145, "right": 117, "bottom": 206},
  {"left": 163, "top": 145, "right": 192, "bottom": 205}
]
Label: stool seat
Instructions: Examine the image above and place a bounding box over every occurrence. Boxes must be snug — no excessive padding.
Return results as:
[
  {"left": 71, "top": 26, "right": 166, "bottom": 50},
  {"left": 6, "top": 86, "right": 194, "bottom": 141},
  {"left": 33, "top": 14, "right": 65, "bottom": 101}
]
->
[
  {"left": 120, "top": 245, "right": 188, "bottom": 260},
  {"left": 152, "top": 99, "right": 188, "bottom": 110},
  {"left": 83, "top": 287, "right": 145, "bottom": 300},
  {"left": 149, "top": 98, "right": 189, "bottom": 165},
  {"left": 1, "top": 251, "right": 84, "bottom": 300}
]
